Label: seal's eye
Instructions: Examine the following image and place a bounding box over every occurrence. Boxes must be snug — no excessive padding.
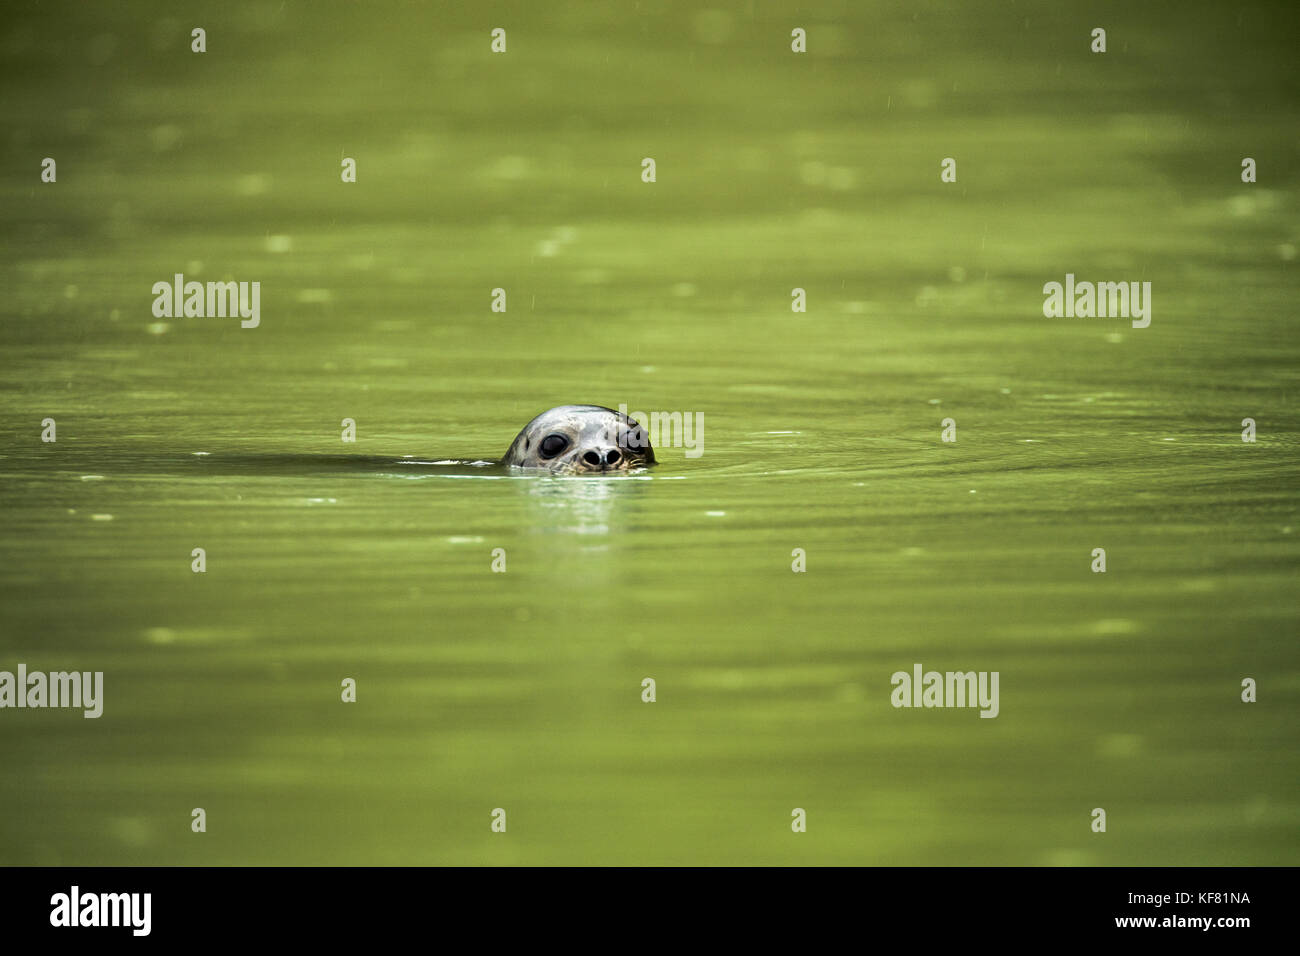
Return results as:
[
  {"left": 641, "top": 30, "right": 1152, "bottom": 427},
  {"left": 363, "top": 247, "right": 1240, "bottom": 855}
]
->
[{"left": 539, "top": 434, "right": 569, "bottom": 459}]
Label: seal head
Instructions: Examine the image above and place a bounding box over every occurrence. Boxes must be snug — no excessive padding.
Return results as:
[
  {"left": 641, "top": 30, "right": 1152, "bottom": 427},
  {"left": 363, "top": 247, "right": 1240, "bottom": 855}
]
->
[{"left": 502, "top": 405, "right": 656, "bottom": 475}]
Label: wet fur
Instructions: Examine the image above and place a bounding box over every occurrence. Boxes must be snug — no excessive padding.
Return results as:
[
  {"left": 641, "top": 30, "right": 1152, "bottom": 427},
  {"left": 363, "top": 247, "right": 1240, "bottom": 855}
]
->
[{"left": 502, "top": 405, "right": 656, "bottom": 475}]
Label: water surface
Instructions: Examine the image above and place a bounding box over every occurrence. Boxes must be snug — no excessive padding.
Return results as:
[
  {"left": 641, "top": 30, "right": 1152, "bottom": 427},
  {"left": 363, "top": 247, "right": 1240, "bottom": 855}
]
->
[{"left": 1, "top": 1, "right": 1297, "bottom": 865}]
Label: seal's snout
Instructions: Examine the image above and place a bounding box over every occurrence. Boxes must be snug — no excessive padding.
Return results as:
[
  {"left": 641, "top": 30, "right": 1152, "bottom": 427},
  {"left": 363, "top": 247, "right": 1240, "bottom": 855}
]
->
[{"left": 581, "top": 447, "right": 623, "bottom": 471}]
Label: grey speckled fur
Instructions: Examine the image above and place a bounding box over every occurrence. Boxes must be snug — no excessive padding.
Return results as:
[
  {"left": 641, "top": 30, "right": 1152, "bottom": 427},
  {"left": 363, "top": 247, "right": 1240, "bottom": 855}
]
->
[{"left": 502, "top": 405, "right": 656, "bottom": 475}]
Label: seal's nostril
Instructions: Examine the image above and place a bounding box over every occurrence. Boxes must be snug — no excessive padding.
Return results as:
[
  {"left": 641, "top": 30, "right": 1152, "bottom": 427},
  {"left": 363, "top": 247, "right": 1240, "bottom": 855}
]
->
[
  {"left": 605, "top": 449, "right": 621, "bottom": 465},
  {"left": 582, "top": 450, "right": 601, "bottom": 467}
]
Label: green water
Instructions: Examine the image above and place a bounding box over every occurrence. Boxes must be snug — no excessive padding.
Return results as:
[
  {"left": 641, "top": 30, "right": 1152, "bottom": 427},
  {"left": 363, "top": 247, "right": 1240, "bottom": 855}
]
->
[{"left": 1, "top": 1, "right": 1297, "bottom": 865}]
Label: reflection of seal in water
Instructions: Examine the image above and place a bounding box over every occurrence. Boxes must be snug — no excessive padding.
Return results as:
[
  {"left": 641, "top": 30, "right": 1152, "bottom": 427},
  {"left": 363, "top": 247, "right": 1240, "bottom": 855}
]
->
[{"left": 502, "top": 405, "right": 656, "bottom": 475}]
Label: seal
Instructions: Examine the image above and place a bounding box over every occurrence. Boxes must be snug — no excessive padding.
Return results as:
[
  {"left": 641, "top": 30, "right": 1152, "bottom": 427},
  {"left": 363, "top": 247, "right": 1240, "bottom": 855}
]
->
[{"left": 502, "top": 405, "right": 656, "bottom": 475}]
